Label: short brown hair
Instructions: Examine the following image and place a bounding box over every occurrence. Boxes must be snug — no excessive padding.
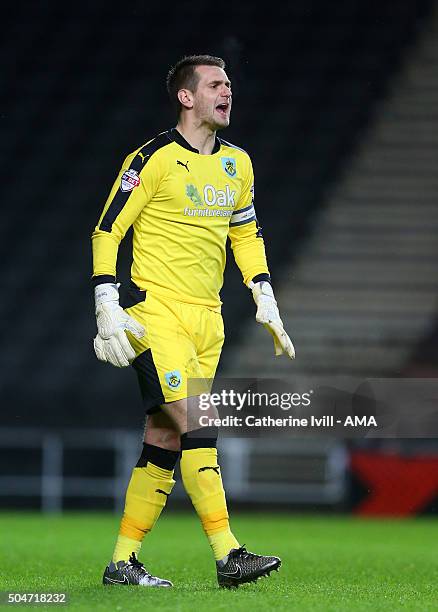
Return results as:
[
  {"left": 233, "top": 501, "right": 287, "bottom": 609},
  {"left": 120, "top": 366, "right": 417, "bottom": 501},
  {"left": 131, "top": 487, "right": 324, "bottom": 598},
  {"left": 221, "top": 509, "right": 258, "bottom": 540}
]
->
[{"left": 166, "top": 54, "right": 226, "bottom": 116}]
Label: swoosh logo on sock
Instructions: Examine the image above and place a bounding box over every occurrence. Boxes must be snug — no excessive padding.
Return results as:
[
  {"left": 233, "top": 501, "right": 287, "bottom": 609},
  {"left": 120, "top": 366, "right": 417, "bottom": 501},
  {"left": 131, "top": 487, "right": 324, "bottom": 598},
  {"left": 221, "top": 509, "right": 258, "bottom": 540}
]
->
[
  {"left": 218, "top": 564, "right": 242, "bottom": 579},
  {"left": 106, "top": 575, "right": 129, "bottom": 585}
]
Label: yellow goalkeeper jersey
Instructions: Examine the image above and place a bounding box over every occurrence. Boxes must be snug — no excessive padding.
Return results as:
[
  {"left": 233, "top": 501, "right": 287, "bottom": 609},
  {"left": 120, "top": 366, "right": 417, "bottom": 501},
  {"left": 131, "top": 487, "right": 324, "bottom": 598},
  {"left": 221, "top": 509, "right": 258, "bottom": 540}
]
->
[{"left": 92, "top": 128, "right": 269, "bottom": 309}]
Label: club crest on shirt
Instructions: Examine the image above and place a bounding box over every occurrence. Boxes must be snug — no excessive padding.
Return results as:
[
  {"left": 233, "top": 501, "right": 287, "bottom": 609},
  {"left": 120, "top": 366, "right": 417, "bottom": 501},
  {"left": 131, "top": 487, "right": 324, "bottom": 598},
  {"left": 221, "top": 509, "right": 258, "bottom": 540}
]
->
[
  {"left": 221, "top": 157, "right": 237, "bottom": 177},
  {"left": 120, "top": 169, "right": 140, "bottom": 192},
  {"left": 165, "top": 370, "right": 182, "bottom": 390}
]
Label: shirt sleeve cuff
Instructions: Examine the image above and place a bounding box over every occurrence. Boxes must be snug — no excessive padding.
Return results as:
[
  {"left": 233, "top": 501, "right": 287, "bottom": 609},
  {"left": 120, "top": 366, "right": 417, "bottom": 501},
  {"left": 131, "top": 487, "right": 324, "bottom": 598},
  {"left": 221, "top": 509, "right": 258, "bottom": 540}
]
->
[
  {"left": 92, "top": 274, "right": 116, "bottom": 288},
  {"left": 250, "top": 273, "right": 271, "bottom": 286}
]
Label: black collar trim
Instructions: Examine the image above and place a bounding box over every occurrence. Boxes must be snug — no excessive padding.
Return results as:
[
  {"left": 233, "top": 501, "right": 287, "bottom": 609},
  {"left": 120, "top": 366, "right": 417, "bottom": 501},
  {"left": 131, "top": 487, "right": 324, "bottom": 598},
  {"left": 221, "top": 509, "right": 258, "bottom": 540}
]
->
[{"left": 170, "top": 128, "right": 221, "bottom": 154}]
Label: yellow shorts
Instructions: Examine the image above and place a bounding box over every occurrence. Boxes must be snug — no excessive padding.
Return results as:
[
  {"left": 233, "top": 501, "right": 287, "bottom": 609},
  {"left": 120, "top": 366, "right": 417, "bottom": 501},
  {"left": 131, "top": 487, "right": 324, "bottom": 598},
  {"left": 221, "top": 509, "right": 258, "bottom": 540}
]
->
[{"left": 123, "top": 283, "right": 224, "bottom": 413}]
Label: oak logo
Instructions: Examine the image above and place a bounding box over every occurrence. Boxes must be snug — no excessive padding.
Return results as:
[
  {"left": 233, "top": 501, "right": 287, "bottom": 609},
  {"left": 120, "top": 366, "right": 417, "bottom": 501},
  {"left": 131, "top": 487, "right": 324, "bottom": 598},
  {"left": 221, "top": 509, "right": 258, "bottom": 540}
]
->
[{"left": 203, "top": 184, "right": 236, "bottom": 207}]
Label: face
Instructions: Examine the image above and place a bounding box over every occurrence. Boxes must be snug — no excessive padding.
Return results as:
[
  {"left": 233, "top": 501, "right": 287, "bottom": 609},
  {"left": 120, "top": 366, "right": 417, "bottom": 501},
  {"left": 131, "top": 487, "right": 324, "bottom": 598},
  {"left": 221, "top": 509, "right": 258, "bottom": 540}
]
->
[{"left": 179, "top": 65, "right": 232, "bottom": 130}]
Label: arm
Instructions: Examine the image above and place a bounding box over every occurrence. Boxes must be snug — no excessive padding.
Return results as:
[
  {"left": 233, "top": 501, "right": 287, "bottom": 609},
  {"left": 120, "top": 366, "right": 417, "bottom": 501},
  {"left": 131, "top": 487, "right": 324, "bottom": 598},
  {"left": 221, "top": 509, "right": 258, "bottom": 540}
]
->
[
  {"left": 92, "top": 147, "right": 161, "bottom": 283},
  {"left": 91, "top": 147, "right": 162, "bottom": 367},
  {"left": 228, "top": 156, "right": 295, "bottom": 359}
]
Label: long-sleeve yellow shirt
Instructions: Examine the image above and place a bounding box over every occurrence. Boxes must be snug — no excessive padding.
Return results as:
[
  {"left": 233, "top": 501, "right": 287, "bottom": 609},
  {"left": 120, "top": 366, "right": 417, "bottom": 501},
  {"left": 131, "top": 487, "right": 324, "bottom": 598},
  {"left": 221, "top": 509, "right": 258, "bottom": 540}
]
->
[{"left": 92, "top": 128, "right": 269, "bottom": 309}]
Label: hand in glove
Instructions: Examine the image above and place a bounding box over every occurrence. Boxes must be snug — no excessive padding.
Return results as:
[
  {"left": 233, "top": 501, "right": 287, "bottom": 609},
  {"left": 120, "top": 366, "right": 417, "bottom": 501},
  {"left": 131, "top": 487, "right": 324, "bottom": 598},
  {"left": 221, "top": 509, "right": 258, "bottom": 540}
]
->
[
  {"left": 93, "top": 283, "right": 144, "bottom": 367},
  {"left": 249, "top": 280, "right": 295, "bottom": 359}
]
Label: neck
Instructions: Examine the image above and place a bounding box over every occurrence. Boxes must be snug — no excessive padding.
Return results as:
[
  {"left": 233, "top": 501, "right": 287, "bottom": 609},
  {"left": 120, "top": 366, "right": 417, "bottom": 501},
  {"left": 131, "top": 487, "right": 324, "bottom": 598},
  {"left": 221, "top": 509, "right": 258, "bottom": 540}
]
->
[{"left": 176, "top": 117, "right": 217, "bottom": 155}]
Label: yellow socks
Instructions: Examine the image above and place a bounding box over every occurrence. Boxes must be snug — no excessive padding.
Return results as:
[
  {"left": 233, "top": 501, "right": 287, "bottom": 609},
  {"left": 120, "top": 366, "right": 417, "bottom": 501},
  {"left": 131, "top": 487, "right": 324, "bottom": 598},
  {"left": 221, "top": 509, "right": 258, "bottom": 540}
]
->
[
  {"left": 112, "top": 444, "right": 178, "bottom": 563},
  {"left": 180, "top": 445, "right": 239, "bottom": 560},
  {"left": 112, "top": 437, "right": 239, "bottom": 563}
]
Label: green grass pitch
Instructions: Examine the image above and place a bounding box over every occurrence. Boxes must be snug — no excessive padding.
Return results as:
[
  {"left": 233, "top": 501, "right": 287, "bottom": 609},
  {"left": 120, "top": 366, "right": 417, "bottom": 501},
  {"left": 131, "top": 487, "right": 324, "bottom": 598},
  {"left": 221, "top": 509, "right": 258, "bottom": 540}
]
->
[{"left": 1, "top": 512, "right": 437, "bottom": 611}]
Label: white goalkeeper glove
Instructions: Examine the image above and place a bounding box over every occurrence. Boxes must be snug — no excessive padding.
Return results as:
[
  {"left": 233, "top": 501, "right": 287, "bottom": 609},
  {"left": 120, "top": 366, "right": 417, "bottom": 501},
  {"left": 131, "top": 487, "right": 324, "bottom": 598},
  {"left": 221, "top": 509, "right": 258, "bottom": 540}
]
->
[
  {"left": 93, "top": 283, "right": 145, "bottom": 368},
  {"left": 249, "top": 280, "right": 295, "bottom": 359}
]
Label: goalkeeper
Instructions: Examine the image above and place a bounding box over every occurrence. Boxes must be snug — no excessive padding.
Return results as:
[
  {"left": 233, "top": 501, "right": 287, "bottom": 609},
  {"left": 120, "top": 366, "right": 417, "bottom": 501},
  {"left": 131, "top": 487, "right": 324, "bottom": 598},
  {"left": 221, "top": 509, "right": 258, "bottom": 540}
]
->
[{"left": 92, "top": 54, "right": 295, "bottom": 589}]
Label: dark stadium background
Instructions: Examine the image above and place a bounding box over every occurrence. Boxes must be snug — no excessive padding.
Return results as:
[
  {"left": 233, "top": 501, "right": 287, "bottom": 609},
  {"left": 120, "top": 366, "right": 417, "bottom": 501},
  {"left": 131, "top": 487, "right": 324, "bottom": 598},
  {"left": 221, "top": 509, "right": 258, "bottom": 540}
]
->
[{"left": 1, "top": 0, "right": 438, "bottom": 517}]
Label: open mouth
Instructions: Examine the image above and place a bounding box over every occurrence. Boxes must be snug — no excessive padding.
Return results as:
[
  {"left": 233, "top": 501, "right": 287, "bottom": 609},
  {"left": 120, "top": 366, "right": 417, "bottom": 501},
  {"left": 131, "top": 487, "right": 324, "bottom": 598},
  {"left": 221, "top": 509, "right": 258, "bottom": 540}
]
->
[{"left": 216, "top": 102, "right": 229, "bottom": 116}]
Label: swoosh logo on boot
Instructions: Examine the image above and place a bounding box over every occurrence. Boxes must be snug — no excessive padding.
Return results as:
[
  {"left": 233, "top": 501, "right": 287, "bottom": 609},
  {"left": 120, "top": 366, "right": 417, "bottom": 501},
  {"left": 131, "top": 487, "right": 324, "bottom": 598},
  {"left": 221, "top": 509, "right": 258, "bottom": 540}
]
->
[
  {"left": 106, "top": 575, "right": 129, "bottom": 585},
  {"left": 218, "top": 564, "right": 242, "bottom": 579}
]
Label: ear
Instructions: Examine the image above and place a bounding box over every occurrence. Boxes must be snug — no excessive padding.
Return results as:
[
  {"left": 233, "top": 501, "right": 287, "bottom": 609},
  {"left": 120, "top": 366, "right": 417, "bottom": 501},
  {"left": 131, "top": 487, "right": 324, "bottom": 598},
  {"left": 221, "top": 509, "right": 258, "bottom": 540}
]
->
[{"left": 177, "top": 88, "right": 194, "bottom": 111}]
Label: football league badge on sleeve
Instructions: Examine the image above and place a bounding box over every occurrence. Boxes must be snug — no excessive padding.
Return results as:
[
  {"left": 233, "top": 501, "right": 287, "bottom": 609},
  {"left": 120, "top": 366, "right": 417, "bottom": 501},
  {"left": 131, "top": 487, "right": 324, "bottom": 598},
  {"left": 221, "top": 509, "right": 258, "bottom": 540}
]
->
[
  {"left": 165, "top": 370, "right": 182, "bottom": 390},
  {"left": 221, "top": 157, "right": 237, "bottom": 177},
  {"left": 120, "top": 169, "right": 141, "bottom": 192}
]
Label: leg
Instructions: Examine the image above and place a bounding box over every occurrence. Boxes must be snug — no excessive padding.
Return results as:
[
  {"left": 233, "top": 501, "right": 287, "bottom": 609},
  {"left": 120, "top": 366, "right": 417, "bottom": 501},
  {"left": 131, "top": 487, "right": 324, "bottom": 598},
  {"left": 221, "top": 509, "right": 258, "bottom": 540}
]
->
[
  {"left": 103, "top": 292, "right": 203, "bottom": 585},
  {"left": 160, "top": 396, "right": 240, "bottom": 562},
  {"left": 160, "top": 396, "right": 281, "bottom": 588},
  {"left": 111, "top": 411, "right": 180, "bottom": 565},
  {"left": 143, "top": 410, "right": 181, "bottom": 451}
]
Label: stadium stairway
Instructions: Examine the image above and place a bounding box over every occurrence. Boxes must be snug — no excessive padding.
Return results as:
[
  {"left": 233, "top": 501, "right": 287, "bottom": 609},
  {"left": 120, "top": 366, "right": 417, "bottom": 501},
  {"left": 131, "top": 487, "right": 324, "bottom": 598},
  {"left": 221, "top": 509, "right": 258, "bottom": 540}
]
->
[{"left": 226, "top": 8, "right": 438, "bottom": 379}]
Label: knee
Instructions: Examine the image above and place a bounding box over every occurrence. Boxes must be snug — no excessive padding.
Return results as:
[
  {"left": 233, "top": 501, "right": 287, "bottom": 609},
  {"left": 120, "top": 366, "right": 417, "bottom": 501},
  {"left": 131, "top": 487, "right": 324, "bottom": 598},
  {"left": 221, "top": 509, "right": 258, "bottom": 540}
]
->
[{"left": 144, "top": 428, "right": 181, "bottom": 452}]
